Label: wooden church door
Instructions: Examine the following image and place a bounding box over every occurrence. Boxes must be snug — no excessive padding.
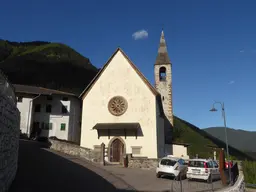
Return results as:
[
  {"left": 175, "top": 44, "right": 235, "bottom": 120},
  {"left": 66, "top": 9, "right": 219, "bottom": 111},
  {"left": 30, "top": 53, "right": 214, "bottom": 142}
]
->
[{"left": 110, "top": 138, "right": 124, "bottom": 162}]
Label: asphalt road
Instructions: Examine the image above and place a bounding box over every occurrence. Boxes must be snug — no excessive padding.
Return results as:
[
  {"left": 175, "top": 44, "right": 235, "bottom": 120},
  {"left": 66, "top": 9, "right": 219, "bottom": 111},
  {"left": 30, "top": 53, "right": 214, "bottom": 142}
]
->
[
  {"left": 102, "top": 165, "right": 223, "bottom": 192},
  {"left": 9, "top": 140, "right": 132, "bottom": 192},
  {"left": 9, "top": 140, "right": 224, "bottom": 192}
]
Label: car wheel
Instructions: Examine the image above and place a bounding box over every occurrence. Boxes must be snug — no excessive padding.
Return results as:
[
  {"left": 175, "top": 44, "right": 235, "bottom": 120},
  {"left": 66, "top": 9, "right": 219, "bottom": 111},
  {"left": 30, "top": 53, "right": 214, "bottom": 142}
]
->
[{"left": 156, "top": 173, "right": 161, "bottom": 178}]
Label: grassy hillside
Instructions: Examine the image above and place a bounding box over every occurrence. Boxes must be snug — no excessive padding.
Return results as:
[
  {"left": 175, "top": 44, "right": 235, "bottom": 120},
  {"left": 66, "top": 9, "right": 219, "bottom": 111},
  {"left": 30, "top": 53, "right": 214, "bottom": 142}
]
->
[
  {"left": 0, "top": 40, "right": 98, "bottom": 95},
  {"left": 173, "top": 117, "right": 255, "bottom": 160}
]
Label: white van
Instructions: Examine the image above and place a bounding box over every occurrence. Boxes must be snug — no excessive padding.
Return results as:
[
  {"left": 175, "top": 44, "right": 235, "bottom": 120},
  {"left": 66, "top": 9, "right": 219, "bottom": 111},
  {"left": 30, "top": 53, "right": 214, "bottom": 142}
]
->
[{"left": 186, "top": 159, "right": 220, "bottom": 182}]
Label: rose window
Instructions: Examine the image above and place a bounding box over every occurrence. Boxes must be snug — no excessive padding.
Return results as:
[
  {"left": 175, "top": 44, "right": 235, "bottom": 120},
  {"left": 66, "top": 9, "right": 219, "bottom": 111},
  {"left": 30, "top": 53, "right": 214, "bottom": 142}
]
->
[{"left": 108, "top": 96, "right": 128, "bottom": 116}]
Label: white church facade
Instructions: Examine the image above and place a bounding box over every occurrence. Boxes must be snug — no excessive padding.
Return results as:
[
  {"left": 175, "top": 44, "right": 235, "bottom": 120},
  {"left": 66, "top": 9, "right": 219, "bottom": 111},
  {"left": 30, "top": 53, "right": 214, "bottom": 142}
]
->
[{"left": 79, "top": 31, "right": 185, "bottom": 162}]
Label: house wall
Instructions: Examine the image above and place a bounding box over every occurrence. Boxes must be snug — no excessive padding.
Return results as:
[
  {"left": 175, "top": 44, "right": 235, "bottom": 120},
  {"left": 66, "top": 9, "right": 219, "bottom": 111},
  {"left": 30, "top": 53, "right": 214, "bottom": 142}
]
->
[
  {"left": 164, "top": 144, "right": 173, "bottom": 156},
  {"left": 16, "top": 95, "right": 33, "bottom": 135},
  {"left": 81, "top": 50, "right": 159, "bottom": 158},
  {"left": 164, "top": 144, "right": 189, "bottom": 159},
  {"left": 172, "top": 144, "right": 189, "bottom": 159},
  {"left": 67, "top": 97, "right": 82, "bottom": 143},
  {"left": 16, "top": 94, "right": 81, "bottom": 143},
  {"left": 156, "top": 101, "right": 165, "bottom": 158}
]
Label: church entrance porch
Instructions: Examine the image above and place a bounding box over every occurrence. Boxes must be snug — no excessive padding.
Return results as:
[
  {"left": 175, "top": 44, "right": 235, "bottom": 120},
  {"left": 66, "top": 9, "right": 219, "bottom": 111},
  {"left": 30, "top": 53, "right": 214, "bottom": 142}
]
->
[
  {"left": 92, "top": 123, "right": 141, "bottom": 139},
  {"left": 109, "top": 138, "right": 124, "bottom": 162},
  {"left": 92, "top": 123, "right": 142, "bottom": 163}
]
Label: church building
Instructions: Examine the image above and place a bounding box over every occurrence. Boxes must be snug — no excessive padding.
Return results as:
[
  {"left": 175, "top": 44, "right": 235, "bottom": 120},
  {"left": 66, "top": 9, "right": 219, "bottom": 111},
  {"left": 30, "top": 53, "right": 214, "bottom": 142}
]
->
[{"left": 79, "top": 31, "right": 175, "bottom": 162}]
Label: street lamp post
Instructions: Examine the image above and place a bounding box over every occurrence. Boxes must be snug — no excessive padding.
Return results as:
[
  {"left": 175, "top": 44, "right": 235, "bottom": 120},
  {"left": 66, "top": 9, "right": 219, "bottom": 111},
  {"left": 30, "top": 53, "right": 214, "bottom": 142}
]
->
[{"left": 209, "top": 101, "right": 232, "bottom": 185}]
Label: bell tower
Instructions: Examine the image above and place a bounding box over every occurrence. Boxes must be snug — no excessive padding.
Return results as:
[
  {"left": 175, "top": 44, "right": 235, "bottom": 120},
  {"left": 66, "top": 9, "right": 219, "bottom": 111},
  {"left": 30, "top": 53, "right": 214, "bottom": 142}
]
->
[{"left": 154, "top": 30, "right": 173, "bottom": 127}]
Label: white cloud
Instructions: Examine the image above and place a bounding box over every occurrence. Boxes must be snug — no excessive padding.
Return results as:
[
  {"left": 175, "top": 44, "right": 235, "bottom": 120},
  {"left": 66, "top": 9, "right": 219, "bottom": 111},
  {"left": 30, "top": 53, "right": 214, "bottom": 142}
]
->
[
  {"left": 132, "top": 29, "right": 148, "bottom": 40},
  {"left": 228, "top": 80, "right": 235, "bottom": 85},
  {"left": 239, "top": 49, "right": 245, "bottom": 53}
]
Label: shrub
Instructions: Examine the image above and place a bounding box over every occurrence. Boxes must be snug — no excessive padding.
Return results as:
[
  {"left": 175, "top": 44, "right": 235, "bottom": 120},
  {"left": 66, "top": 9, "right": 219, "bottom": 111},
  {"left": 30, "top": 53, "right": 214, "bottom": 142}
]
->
[{"left": 243, "top": 160, "right": 256, "bottom": 184}]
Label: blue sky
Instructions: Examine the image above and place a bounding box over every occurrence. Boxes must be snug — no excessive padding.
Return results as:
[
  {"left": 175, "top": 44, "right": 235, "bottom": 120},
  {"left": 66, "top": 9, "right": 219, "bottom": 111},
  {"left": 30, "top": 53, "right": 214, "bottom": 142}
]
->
[{"left": 1, "top": 0, "right": 256, "bottom": 131}]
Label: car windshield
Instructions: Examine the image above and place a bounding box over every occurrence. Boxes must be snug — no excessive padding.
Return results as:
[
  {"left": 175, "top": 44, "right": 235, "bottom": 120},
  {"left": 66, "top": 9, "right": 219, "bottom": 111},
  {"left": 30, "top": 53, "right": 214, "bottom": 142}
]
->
[
  {"left": 160, "top": 159, "right": 177, "bottom": 166},
  {"left": 188, "top": 160, "right": 205, "bottom": 168}
]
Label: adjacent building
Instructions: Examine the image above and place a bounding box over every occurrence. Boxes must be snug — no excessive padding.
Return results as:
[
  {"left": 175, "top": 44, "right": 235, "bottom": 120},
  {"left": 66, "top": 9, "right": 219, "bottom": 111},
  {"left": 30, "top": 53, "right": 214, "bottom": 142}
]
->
[{"left": 15, "top": 84, "right": 81, "bottom": 143}]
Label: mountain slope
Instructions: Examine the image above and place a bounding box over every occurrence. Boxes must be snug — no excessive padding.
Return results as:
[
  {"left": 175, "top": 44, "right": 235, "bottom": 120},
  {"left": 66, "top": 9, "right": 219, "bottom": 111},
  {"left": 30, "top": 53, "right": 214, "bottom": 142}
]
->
[
  {"left": 0, "top": 40, "right": 98, "bottom": 95},
  {"left": 204, "top": 127, "right": 256, "bottom": 153},
  {"left": 1, "top": 40, "right": 254, "bottom": 160},
  {"left": 173, "top": 117, "right": 255, "bottom": 160}
]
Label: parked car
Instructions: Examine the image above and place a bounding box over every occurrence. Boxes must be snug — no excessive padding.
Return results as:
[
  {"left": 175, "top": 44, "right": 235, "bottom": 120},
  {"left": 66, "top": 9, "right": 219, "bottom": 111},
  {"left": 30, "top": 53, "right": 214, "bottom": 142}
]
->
[
  {"left": 225, "top": 161, "right": 233, "bottom": 169},
  {"left": 156, "top": 156, "right": 187, "bottom": 179},
  {"left": 186, "top": 158, "right": 221, "bottom": 183}
]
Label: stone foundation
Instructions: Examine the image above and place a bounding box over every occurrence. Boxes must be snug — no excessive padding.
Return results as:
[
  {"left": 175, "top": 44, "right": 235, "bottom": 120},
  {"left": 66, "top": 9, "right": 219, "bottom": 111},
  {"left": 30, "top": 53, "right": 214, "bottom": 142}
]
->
[
  {"left": 49, "top": 139, "right": 101, "bottom": 163},
  {"left": 128, "top": 156, "right": 159, "bottom": 170}
]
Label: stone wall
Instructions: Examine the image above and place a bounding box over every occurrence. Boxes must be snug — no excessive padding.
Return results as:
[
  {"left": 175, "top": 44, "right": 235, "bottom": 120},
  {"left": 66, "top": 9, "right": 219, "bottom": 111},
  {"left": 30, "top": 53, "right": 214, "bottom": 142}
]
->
[
  {"left": 49, "top": 139, "right": 101, "bottom": 163},
  {"left": 215, "top": 162, "right": 245, "bottom": 192},
  {"left": 128, "top": 156, "right": 159, "bottom": 170},
  {"left": 0, "top": 71, "right": 20, "bottom": 192},
  {"left": 216, "top": 171, "right": 245, "bottom": 192}
]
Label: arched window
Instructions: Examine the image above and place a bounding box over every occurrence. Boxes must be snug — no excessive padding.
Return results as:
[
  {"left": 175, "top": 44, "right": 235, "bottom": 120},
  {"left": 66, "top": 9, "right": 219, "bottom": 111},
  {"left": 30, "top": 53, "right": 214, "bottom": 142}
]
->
[{"left": 159, "top": 67, "right": 166, "bottom": 81}]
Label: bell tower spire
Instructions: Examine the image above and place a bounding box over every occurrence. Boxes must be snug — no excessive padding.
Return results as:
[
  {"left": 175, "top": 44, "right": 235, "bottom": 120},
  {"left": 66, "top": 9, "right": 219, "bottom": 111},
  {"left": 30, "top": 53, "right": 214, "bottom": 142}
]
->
[
  {"left": 155, "top": 30, "right": 171, "bottom": 65},
  {"left": 154, "top": 30, "right": 173, "bottom": 130}
]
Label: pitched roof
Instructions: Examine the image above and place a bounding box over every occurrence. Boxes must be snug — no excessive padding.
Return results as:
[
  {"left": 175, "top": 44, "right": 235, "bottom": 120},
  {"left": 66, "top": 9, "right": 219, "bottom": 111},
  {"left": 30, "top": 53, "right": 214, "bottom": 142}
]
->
[
  {"left": 79, "top": 47, "right": 160, "bottom": 99},
  {"left": 14, "top": 84, "right": 76, "bottom": 96},
  {"left": 155, "top": 30, "right": 171, "bottom": 65}
]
